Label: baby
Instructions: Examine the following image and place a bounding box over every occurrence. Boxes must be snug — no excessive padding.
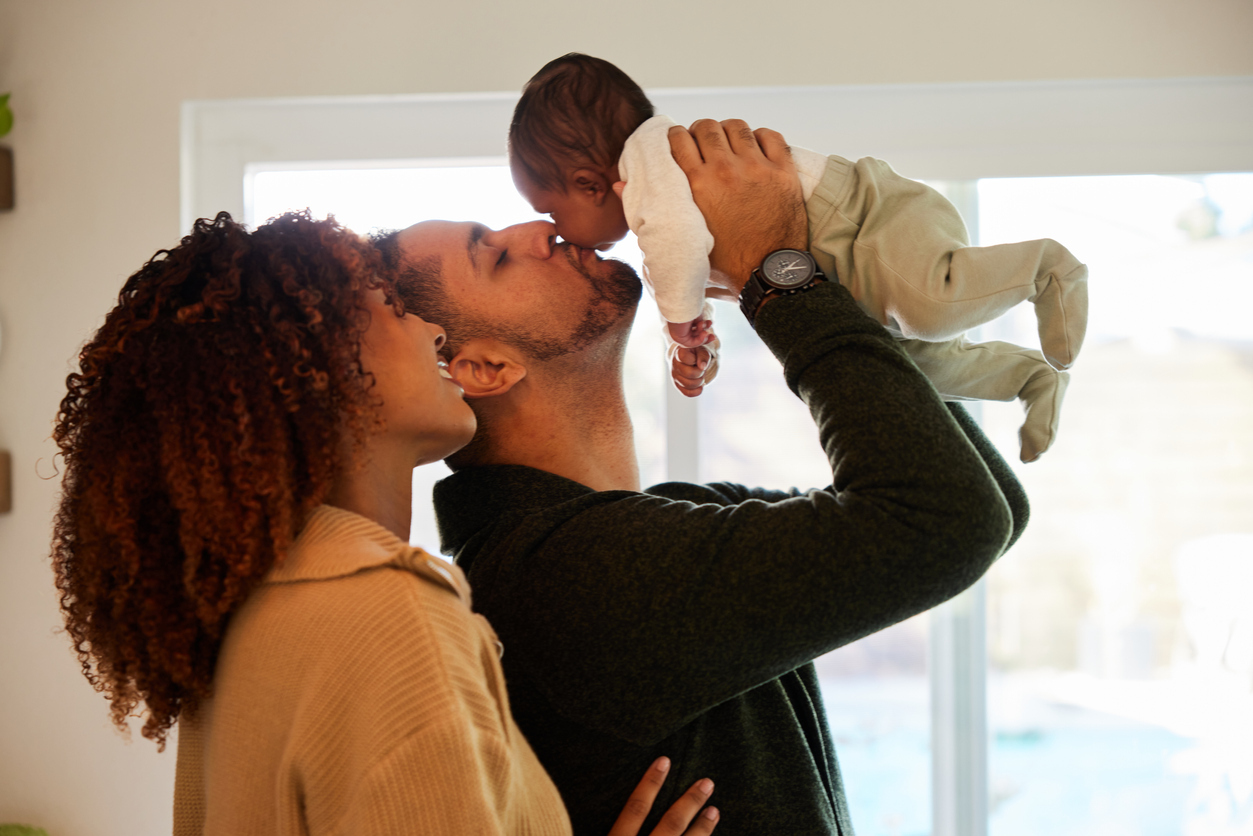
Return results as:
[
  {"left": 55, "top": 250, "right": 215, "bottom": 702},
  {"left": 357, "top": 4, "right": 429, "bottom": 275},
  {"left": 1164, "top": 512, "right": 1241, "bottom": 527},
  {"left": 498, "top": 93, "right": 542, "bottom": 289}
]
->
[{"left": 508, "top": 53, "right": 1088, "bottom": 462}]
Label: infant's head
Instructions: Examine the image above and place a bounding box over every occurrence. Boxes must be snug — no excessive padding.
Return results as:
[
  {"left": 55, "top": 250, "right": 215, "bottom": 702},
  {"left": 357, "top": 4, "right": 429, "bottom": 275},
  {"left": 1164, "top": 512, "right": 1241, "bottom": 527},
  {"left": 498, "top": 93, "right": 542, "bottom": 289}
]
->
[{"left": 509, "top": 54, "right": 653, "bottom": 250}]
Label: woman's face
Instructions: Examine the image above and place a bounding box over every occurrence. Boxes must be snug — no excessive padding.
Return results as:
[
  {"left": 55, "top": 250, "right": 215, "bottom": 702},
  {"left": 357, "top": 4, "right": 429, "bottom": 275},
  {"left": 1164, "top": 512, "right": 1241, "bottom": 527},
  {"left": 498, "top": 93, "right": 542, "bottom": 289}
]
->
[{"left": 358, "top": 288, "right": 477, "bottom": 466}]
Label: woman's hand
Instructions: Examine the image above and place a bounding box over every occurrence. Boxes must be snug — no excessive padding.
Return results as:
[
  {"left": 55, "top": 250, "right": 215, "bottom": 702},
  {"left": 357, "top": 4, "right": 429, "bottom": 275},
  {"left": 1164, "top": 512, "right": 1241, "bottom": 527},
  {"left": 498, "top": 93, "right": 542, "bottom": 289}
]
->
[{"left": 607, "top": 757, "right": 719, "bottom": 836}]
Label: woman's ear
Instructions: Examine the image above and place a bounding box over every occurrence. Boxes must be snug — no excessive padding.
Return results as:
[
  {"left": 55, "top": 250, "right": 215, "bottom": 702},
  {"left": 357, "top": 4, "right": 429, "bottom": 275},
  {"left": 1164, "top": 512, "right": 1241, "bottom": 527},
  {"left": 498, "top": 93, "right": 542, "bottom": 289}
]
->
[
  {"left": 569, "top": 168, "right": 613, "bottom": 207},
  {"left": 448, "top": 341, "right": 528, "bottom": 399}
]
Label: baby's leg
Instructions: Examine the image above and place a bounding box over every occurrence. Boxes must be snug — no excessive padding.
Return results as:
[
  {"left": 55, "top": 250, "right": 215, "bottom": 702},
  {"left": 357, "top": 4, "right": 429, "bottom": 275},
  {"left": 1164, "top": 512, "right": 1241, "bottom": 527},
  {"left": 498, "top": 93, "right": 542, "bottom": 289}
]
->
[
  {"left": 901, "top": 337, "right": 1070, "bottom": 462},
  {"left": 944, "top": 240, "right": 1088, "bottom": 370},
  {"left": 812, "top": 161, "right": 1088, "bottom": 370},
  {"left": 878, "top": 238, "right": 1088, "bottom": 371}
]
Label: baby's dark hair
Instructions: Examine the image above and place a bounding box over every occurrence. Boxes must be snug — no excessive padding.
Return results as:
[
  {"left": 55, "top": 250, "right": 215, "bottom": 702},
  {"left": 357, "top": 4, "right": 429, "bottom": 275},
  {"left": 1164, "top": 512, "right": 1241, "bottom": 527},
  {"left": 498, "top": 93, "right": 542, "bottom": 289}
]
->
[{"left": 509, "top": 53, "right": 655, "bottom": 193}]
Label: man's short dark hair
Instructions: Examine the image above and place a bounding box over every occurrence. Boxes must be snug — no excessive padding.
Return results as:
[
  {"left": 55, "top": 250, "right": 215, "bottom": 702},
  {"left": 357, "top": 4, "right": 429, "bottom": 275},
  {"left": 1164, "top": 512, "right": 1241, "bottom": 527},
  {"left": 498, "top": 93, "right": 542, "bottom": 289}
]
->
[
  {"left": 508, "top": 53, "right": 655, "bottom": 193},
  {"left": 372, "top": 227, "right": 489, "bottom": 358}
]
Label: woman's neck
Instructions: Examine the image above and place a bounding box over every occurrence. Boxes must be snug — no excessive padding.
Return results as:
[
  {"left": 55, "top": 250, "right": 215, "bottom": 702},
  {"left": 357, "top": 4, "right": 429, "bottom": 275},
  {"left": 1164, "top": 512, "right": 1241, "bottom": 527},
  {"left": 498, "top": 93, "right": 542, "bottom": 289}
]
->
[{"left": 325, "top": 437, "right": 415, "bottom": 541}]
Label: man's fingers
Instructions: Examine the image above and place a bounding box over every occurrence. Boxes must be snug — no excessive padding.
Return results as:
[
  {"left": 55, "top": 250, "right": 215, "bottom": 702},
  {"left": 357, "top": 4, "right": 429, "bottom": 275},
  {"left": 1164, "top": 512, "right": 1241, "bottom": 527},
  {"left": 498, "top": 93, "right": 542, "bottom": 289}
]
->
[
  {"left": 719, "top": 119, "right": 760, "bottom": 156},
  {"left": 668, "top": 126, "right": 703, "bottom": 173},
  {"left": 753, "top": 127, "right": 793, "bottom": 166},
  {"left": 686, "top": 118, "right": 730, "bottom": 158},
  {"left": 650, "top": 778, "right": 716, "bottom": 836}
]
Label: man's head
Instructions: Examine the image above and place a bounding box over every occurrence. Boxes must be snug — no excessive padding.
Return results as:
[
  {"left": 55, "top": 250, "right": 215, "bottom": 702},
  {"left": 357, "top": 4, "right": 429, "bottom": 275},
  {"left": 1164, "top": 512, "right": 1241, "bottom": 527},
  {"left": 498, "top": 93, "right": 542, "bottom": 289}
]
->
[
  {"left": 373, "top": 219, "right": 642, "bottom": 466},
  {"left": 508, "top": 53, "right": 653, "bottom": 250}
]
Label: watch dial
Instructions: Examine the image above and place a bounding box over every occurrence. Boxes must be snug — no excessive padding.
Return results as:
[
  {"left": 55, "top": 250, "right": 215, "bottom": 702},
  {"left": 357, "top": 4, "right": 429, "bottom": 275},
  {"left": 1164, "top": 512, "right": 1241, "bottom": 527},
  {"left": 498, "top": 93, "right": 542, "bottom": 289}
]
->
[{"left": 762, "top": 249, "right": 815, "bottom": 289}]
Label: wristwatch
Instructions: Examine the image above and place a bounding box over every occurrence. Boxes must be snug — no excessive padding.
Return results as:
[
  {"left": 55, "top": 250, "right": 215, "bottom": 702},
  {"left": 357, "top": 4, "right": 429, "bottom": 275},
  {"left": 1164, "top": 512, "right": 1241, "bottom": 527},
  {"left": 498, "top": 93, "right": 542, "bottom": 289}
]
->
[{"left": 738, "top": 248, "right": 827, "bottom": 326}]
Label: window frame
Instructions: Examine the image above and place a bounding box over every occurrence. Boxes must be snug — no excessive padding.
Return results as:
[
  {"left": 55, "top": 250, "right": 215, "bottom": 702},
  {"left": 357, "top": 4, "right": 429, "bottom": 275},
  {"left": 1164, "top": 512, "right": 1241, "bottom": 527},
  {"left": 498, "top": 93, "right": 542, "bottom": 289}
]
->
[{"left": 182, "top": 76, "right": 1253, "bottom": 836}]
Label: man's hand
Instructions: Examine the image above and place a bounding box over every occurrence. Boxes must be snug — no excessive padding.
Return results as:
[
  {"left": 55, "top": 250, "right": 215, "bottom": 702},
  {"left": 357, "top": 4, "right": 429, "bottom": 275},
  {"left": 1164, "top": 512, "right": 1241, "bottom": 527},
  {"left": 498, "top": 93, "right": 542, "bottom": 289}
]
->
[{"left": 669, "top": 119, "right": 808, "bottom": 298}]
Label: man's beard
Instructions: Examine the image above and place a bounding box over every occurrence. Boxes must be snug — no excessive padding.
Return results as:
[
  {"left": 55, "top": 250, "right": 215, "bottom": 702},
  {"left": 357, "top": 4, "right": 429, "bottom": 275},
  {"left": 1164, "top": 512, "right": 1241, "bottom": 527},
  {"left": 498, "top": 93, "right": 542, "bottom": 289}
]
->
[
  {"left": 421, "top": 247, "right": 642, "bottom": 363},
  {"left": 559, "top": 247, "right": 642, "bottom": 357},
  {"left": 496, "top": 246, "right": 640, "bottom": 362}
]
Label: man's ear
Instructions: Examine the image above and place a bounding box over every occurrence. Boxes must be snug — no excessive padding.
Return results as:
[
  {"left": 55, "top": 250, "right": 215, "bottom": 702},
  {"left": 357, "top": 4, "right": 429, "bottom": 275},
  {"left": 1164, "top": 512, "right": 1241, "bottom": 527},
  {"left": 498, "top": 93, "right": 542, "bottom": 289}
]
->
[
  {"left": 447, "top": 340, "right": 527, "bottom": 399},
  {"left": 569, "top": 168, "right": 613, "bottom": 207}
]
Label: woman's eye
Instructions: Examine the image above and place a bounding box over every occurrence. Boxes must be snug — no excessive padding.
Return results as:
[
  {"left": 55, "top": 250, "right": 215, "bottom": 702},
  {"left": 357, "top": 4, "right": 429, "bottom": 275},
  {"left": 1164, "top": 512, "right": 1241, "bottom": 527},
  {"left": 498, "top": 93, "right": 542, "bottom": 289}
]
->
[{"left": 496, "top": 249, "right": 508, "bottom": 266}]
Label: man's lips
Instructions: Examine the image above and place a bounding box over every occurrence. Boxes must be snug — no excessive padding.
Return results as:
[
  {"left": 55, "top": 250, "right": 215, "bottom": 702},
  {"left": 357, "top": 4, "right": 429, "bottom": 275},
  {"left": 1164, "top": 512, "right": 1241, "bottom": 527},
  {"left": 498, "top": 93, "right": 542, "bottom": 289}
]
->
[
  {"left": 567, "top": 243, "right": 598, "bottom": 263},
  {"left": 559, "top": 242, "right": 600, "bottom": 269}
]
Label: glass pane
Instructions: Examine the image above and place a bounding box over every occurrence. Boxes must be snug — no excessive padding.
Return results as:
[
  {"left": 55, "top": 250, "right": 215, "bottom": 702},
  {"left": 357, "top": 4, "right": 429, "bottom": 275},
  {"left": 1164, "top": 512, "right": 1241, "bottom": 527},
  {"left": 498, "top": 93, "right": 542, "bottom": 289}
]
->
[
  {"left": 698, "top": 299, "right": 931, "bottom": 836},
  {"left": 975, "top": 174, "right": 1253, "bottom": 836},
  {"left": 249, "top": 165, "right": 666, "bottom": 550}
]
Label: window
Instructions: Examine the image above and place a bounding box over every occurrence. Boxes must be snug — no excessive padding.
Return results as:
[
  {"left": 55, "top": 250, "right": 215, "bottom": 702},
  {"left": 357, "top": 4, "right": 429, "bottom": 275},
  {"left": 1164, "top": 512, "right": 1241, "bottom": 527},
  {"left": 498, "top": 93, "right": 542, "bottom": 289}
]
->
[
  {"left": 185, "top": 77, "right": 1253, "bottom": 836},
  {"left": 975, "top": 173, "right": 1253, "bottom": 835}
]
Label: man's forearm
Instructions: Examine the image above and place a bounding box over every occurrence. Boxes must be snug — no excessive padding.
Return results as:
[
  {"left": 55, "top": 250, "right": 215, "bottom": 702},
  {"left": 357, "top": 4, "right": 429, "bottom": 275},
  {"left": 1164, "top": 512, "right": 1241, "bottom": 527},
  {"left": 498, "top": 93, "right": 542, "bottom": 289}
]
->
[{"left": 945, "top": 402, "right": 1030, "bottom": 551}]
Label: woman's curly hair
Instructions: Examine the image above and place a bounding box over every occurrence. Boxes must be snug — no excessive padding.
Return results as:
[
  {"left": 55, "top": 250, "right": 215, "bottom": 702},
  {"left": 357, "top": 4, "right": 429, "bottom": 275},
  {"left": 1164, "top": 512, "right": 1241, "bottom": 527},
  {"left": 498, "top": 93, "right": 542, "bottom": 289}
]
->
[{"left": 51, "top": 210, "right": 393, "bottom": 749}]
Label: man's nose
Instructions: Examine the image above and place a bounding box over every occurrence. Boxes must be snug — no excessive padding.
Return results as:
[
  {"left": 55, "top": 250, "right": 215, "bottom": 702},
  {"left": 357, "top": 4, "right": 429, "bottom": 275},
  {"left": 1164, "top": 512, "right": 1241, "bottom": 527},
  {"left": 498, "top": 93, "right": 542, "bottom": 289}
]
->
[{"left": 492, "top": 221, "right": 557, "bottom": 258}]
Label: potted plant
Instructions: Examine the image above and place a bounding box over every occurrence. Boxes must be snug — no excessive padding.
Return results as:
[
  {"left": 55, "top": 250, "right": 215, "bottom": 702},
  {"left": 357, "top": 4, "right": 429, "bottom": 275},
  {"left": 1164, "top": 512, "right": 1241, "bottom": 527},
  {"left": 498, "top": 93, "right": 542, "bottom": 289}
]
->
[{"left": 1, "top": 93, "right": 13, "bottom": 209}]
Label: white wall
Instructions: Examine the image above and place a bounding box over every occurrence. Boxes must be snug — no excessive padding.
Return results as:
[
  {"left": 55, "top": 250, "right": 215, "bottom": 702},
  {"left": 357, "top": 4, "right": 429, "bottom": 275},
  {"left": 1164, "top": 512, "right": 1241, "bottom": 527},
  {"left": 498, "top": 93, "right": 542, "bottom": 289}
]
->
[{"left": 1, "top": 0, "right": 1250, "bottom": 832}]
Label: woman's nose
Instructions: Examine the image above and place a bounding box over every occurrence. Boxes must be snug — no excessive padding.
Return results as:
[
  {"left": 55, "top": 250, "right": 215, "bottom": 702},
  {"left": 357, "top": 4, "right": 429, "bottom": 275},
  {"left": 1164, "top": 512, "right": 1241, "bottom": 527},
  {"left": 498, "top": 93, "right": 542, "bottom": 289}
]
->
[{"left": 429, "top": 323, "right": 447, "bottom": 350}]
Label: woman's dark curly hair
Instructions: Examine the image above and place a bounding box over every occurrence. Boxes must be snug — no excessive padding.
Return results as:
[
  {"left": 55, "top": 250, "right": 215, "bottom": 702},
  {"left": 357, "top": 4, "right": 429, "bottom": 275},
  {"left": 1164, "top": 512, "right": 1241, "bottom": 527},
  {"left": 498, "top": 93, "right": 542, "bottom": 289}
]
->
[{"left": 51, "top": 210, "right": 393, "bottom": 749}]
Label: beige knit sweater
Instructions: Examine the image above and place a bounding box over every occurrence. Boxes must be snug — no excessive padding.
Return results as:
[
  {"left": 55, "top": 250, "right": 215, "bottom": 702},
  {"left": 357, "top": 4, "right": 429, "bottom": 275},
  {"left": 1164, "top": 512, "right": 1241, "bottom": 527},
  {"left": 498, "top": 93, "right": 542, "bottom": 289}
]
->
[{"left": 173, "top": 504, "right": 572, "bottom": 835}]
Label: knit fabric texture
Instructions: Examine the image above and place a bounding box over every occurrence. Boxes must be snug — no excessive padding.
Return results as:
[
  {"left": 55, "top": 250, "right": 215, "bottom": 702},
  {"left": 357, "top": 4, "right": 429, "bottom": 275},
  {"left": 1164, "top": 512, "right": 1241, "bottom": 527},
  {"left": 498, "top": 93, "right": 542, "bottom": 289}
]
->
[
  {"left": 434, "top": 280, "right": 1029, "bottom": 836},
  {"left": 173, "top": 504, "right": 572, "bottom": 836}
]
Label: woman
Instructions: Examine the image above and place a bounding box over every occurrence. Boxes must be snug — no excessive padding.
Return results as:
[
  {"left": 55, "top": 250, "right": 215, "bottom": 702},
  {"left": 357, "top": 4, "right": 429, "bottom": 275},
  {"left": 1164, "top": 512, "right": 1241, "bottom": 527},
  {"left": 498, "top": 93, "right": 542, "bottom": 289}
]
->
[{"left": 51, "top": 211, "right": 718, "bottom": 834}]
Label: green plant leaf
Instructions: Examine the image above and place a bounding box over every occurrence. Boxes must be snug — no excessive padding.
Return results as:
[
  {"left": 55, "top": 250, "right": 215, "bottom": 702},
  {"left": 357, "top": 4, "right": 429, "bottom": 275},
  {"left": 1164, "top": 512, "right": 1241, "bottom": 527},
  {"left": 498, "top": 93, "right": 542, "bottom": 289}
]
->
[
  {"left": 0, "top": 94, "right": 12, "bottom": 138},
  {"left": 0, "top": 93, "right": 13, "bottom": 138},
  {"left": 0, "top": 825, "right": 50, "bottom": 836}
]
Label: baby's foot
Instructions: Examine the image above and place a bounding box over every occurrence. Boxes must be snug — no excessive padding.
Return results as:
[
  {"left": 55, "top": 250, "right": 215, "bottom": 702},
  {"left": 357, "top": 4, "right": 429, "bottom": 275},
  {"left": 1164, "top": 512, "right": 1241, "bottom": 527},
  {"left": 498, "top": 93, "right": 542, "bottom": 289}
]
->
[
  {"left": 1035, "top": 251, "right": 1088, "bottom": 371},
  {"left": 1018, "top": 366, "right": 1070, "bottom": 462}
]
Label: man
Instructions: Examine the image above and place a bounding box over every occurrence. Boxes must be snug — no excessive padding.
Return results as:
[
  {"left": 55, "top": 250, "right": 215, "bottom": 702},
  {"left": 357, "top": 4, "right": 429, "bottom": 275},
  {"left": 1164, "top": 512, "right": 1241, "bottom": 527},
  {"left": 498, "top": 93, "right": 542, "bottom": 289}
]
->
[{"left": 380, "top": 121, "right": 1028, "bottom": 835}]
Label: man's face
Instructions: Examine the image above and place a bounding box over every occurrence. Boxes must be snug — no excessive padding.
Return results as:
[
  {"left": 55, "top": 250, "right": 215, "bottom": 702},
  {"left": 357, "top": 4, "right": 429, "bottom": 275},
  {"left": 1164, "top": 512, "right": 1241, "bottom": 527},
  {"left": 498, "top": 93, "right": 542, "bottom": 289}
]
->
[{"left": 393, "top": 220, "right": 641, "bottom": 361}]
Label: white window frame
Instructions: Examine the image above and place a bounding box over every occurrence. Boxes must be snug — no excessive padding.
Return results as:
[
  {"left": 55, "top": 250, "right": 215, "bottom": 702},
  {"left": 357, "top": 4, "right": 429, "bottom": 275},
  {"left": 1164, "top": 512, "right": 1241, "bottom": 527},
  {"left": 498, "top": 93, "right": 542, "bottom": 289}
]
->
[{"left": 182, "top": 76, "right": 1253, "bottom": 836}]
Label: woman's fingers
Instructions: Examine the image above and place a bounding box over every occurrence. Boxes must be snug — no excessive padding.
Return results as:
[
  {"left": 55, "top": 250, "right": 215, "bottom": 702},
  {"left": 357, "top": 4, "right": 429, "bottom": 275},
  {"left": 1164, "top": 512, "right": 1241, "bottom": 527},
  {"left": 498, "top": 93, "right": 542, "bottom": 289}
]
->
[
  {"left": 649, "top": 778, "right": 718, "bottom": 836},
  {"left": 606, "top": 758, "right": 718, "bottom": 836},
  {"left": 607, "top": 757, "right": 672, "bottom": 836}
]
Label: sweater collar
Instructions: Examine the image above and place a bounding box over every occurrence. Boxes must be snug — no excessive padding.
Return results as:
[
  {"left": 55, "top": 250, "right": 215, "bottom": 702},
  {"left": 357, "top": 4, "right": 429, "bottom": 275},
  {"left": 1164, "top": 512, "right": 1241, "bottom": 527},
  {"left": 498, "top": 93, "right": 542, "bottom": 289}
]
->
[
  {"left": 433, "top": 465, "right": 596, "bottom": 556},
  {"left": 267, "top": 504, "right": 469, "bottom": 601}
]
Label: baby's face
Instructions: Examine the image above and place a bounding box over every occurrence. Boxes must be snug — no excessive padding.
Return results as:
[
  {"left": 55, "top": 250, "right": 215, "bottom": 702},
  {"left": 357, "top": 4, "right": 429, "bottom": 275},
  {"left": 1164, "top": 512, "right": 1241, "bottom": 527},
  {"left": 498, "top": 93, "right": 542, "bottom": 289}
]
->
[{"left": 512, "top": 167, "right": 630, "bottom": 251}]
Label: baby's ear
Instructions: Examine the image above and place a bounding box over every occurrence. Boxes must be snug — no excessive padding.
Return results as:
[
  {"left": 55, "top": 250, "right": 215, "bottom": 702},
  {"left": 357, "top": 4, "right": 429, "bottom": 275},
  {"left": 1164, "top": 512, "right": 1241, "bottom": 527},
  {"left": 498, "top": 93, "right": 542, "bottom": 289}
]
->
[{"left": 569, "top": 168, "right": 613, "bottom": 206}]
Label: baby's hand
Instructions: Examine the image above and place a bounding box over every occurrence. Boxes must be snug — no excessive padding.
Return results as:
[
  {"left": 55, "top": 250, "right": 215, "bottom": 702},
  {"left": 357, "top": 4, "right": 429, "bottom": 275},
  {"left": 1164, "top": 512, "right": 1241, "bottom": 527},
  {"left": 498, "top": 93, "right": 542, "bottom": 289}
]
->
[
  {"left": 671, "top": 345, "right": 715, "bottom": 398},
  {"left": 666, "top": 317, "right": 715, "bottom": 349}
]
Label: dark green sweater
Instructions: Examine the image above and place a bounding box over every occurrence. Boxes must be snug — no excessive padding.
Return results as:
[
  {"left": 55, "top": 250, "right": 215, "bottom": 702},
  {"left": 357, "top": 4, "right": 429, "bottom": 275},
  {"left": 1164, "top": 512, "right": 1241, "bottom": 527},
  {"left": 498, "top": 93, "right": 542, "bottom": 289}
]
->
[{"left": 434, "top": 281, "right": 1028, "bottom": 836}]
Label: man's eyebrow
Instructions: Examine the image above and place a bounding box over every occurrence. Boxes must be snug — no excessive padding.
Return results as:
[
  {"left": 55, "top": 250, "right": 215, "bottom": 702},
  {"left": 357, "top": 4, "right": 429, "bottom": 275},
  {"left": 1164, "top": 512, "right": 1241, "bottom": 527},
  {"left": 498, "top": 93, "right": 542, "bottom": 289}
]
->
[{"left": 467, "top": 223, "right": 488, "bottom": 268}]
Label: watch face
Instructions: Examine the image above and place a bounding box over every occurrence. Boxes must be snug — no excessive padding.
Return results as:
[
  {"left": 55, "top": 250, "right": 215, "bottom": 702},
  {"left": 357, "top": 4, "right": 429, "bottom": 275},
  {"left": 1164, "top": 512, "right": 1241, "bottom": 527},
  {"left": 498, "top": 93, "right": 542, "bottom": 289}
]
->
[{"left": 760, "top": 249, "right": 816, "bottom": 289}]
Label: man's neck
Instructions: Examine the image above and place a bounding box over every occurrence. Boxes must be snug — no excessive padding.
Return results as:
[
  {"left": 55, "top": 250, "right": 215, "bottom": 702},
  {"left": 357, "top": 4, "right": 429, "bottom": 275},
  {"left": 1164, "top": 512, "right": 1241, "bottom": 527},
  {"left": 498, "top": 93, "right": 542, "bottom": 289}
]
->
[{"left": 462, "top": 362, "right": 640, "bottom": 493}]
